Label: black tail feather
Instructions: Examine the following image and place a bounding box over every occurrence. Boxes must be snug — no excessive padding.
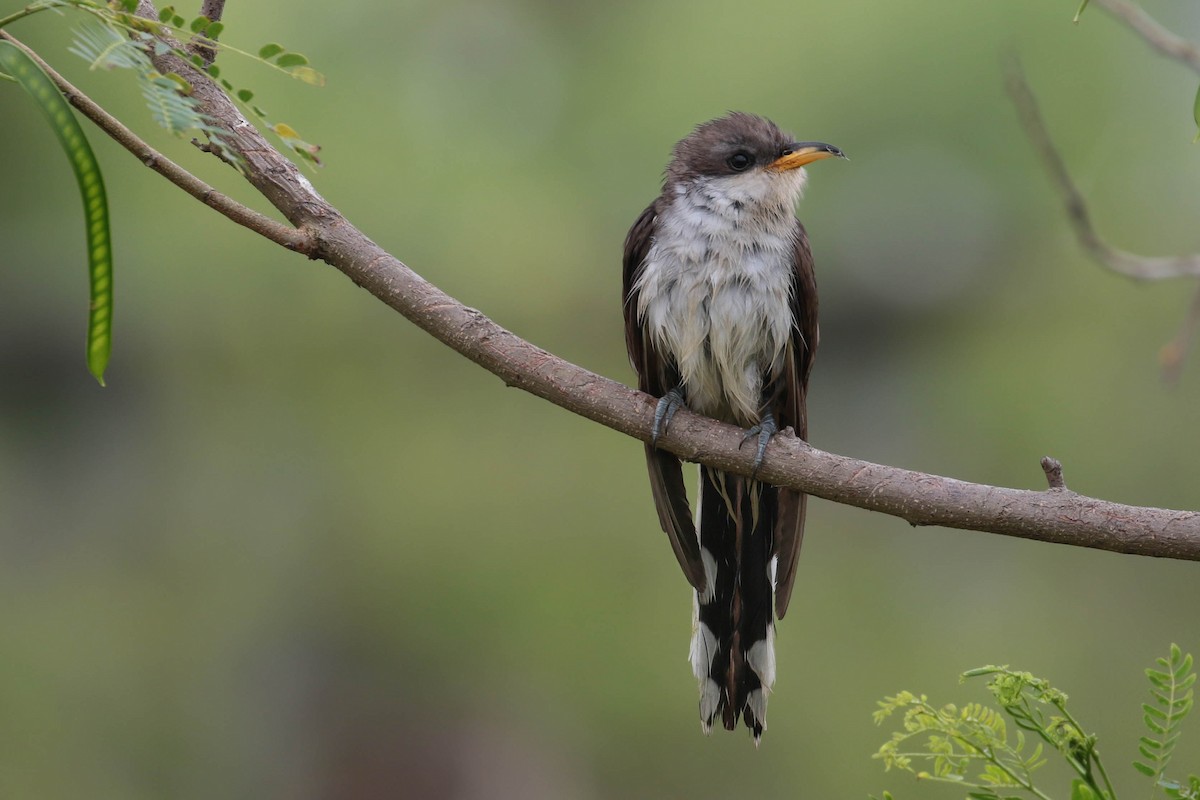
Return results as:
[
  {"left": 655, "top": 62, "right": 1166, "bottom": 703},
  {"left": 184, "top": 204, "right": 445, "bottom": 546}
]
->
[{"left": 691, "top": 466, "right": 778, "bottom": 741}]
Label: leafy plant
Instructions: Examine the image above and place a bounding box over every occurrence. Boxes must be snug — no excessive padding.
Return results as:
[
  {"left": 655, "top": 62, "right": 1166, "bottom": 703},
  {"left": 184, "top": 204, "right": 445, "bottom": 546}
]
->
[
  {"left": 75, "top": 1, "right": 325, "bottom": 165},
  {"left": 873, "top": 645, "right": 1197, "bottom": 800},
  {"left": 69, "top": 19, "right": 229, "bottom": 146},
  {"left": 0, "top": 0, "right": 324, "bottom": 379},
  {"left": 1135, "top": 645, "right": 1196, "bottom": 797}
]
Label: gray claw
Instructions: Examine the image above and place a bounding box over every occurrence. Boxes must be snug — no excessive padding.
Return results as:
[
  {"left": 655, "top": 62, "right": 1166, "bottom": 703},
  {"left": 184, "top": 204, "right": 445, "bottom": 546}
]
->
[
  {"left": 740, "top": 412, "right": 778, "bottom": 474},
  {"left": 652, "top": 387, "right": 686, "bottom": 446}
]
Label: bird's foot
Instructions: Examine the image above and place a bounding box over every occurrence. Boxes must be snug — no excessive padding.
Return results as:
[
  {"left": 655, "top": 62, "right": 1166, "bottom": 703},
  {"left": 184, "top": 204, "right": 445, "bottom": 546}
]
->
[
  {"left": 740, "top": 412, "right": 778, "bottom": 475},
  {"left": 651, "top": 386, "right": 687, "bottom": 446}
]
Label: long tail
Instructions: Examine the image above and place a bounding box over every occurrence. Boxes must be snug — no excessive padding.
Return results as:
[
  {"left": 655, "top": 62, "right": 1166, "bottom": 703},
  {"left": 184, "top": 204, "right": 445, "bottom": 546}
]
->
[{"left": 688, "top": 466, "right": 777, "bottom": 743}]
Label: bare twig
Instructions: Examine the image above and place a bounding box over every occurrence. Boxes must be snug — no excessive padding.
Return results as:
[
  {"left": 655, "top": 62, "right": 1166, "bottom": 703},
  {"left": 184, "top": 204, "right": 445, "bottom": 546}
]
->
[
  {"left": 1041, "top": 457, "right": 1067, "bottom": 490},
  {"left": 1091, "top": 0, "right": 1200, "bottom": 75},
  {"left": 0, "top": 31, "right": 313, "bottom": 254},
  {"left": 12, "top": 13, "right": 1200, "bottom": 561},
  {"left": 1160, "top": 281, "right": 1200, "bottom": 384},
  {"left": 1003, "top": 54, "right": 1200, "bottom": 281},
  {"left": 1007, "top": 2, "right": 1200, "bottom": 379}
]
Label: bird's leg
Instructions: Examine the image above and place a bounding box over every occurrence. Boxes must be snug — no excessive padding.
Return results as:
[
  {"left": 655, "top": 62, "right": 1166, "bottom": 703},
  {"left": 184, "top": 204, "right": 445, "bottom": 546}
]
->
[
  {"left": 652, "top": 386, "right": 687, "bottom": 446},
  {"left": 740, "top": 411, "right": 778, "bottom": 475}
]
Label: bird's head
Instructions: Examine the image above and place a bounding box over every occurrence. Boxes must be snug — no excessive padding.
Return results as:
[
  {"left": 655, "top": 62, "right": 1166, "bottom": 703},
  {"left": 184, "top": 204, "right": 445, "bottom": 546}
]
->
[{"left": 665, "top": 111, "right": 844, "bottom": 206}]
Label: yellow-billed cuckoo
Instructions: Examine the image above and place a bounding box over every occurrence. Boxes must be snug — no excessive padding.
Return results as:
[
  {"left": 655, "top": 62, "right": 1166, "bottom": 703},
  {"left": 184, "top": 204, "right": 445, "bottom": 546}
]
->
[{"left": 622, "top": 112, "right": 844, "bottom": 742}]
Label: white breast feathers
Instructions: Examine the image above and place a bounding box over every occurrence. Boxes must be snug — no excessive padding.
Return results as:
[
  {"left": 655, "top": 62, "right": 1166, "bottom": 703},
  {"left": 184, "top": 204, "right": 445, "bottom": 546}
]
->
[{"left": 634, "top": 172, "right": 803, "bottom": 425}]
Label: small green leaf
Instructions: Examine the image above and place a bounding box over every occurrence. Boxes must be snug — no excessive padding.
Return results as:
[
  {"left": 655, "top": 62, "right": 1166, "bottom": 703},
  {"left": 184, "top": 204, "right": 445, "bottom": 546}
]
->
[
  {"left": 160, "top": 72, "right": 192, "bottom": 94},
  {"left": 275, "top": 52, "right": 308, "bottom": 68},
  {"left": 206, "top": 64, "right": 220, "bottom": 78},
  {"left": 1133, "top": 761, "right": 1157, "bottom": 777},
  {"left": 124, "top": 14, "right": 160, "bottom": 34},
  {"left": 1073, "top": 0, "right": 1090, "bottom": 23},
  {"left": 288, "top": 65, "right": 325, "bottom": 86},
  {"left": 236, "top": 88, "right": 253, "bottom": 102},
  {"left": 220, "top": 78, "right": 233, "bottom": 91},
  {"left": 189, "top": 15, "right": 210, "bottom": 33},
  {"left": 258, "top": 43, "right": 284, "bottom": 59},
  {"left": 1193, "top": 82, "right": 1200, "bottom": 142},
  {"left": 1180, "top": 655, "right": 1196, "bottom": 677},
  {"left": 207, "top": 22, "right": 224, "bottom": 39},
  {"left": 962, "top": 667, "right": 1003, "bottom": 679},
  {"left": 171, "top": 15, "right": 185, "bottom": 28},
  {"left": 157, "top": 5, "right": 174, "bottom": 23},
  {"left": 1071, "top": 779, "right": 1099, "bottom": 800}
]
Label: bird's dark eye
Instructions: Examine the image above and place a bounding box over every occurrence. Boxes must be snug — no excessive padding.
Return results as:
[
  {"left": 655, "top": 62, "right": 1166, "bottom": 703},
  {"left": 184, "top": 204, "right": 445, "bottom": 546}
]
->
[{"left": 726, "top": 151, "right": 754, "bottom": 172}]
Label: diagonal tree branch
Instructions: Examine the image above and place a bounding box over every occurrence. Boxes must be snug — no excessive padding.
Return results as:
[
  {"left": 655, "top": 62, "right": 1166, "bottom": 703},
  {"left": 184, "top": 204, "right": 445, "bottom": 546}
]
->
[
  {"left": 12, "top": 15, "right": 1200, "bottom": 561},
  {"left": 1007, "top": 0, "right": 1200, "bottom": 381},
  {"left": 0, "top": 30, "right": 313, "bottom": 254},
  {"left": 1003, "top": 53, "right": 1200, "bottom": 281},
  {"left": 1091, "top": 0, "right": 1200, "bottom": 74}
]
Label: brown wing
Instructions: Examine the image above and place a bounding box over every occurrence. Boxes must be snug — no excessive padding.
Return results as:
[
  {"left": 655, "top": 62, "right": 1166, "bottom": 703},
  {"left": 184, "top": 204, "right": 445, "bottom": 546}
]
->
[
  {"left": 623, "top": 201, "right": 707, "bottom": 592},
  {"left": 770, "top": 219, "right": 819, "bottom": 618}
]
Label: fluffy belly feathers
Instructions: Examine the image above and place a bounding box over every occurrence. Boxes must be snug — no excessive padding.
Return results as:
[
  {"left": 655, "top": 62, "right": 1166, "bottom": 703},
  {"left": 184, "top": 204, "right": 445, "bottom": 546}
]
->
[{"left": 636, "top": 245, "right": 794, "bottom": 425}]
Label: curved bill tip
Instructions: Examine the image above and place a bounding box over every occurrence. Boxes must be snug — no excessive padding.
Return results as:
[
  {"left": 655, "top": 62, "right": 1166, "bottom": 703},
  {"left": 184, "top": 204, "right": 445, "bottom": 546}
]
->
[{"left": 770, "top": 142, "right": 847, "bottom": 171}]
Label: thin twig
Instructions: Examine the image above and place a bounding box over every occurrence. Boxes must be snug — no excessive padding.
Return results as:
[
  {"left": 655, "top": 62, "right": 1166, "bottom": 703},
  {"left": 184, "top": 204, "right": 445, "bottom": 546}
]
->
[
  {"left": 1091, "top": 0, "right": 1200, "bottom": 75},
  {"left": 1003, "top": 53, "right": 1200, "bottom": 281},
  {"left": 0, "top": 31, "right": 313, "bottom": 254},
  {"left": 1160, "top": 281, "right": 1200, "bottom": 384},
  {"left": 1040, "top": 457, "right": 1067, "bottom": 490}
]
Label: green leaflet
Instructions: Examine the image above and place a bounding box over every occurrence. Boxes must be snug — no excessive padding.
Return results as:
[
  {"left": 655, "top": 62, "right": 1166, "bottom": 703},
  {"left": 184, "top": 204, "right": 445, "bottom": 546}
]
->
[
  {"left": 0, "top": 41, "right": 112, "bottom": 385},
  {"left": 1071, "top": 778, "right": 1099, "bottom": 800},
  {"left": 1135, "top": 644, "right": 1195, "bottom": 790},
  {"left": 1193, "top": 82, "right": 1200, "bottom": 143}
]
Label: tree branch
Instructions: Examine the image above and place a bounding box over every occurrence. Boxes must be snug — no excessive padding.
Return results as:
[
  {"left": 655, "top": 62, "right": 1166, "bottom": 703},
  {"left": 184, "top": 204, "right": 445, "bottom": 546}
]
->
[
  {"left": 199, "top": 0, "right": 225, "bottom": 22},
  {"left": 190, "top": 0, "right": 225, "bottom": 66},
  {"left": 1091, "top": 0, "right": 1200, "bottom": 75},
  {"left": 17, "top": 15, "right": 1200, "bottom": 559},
  {"left": 1003, "top": 53, "right": 1200, "bottom": 281},
  {"left": 1040, "top": 457, "right": 1066, "bottom": 490},
  {"left": 0, "top": 31, "right": 313, "bottom": 254}
]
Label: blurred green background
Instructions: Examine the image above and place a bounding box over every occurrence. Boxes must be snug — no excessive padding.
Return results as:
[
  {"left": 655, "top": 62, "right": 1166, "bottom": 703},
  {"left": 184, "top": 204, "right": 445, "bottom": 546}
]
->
[{"left": 2, "top": 0, "right": 1200, "bottom": 797}]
